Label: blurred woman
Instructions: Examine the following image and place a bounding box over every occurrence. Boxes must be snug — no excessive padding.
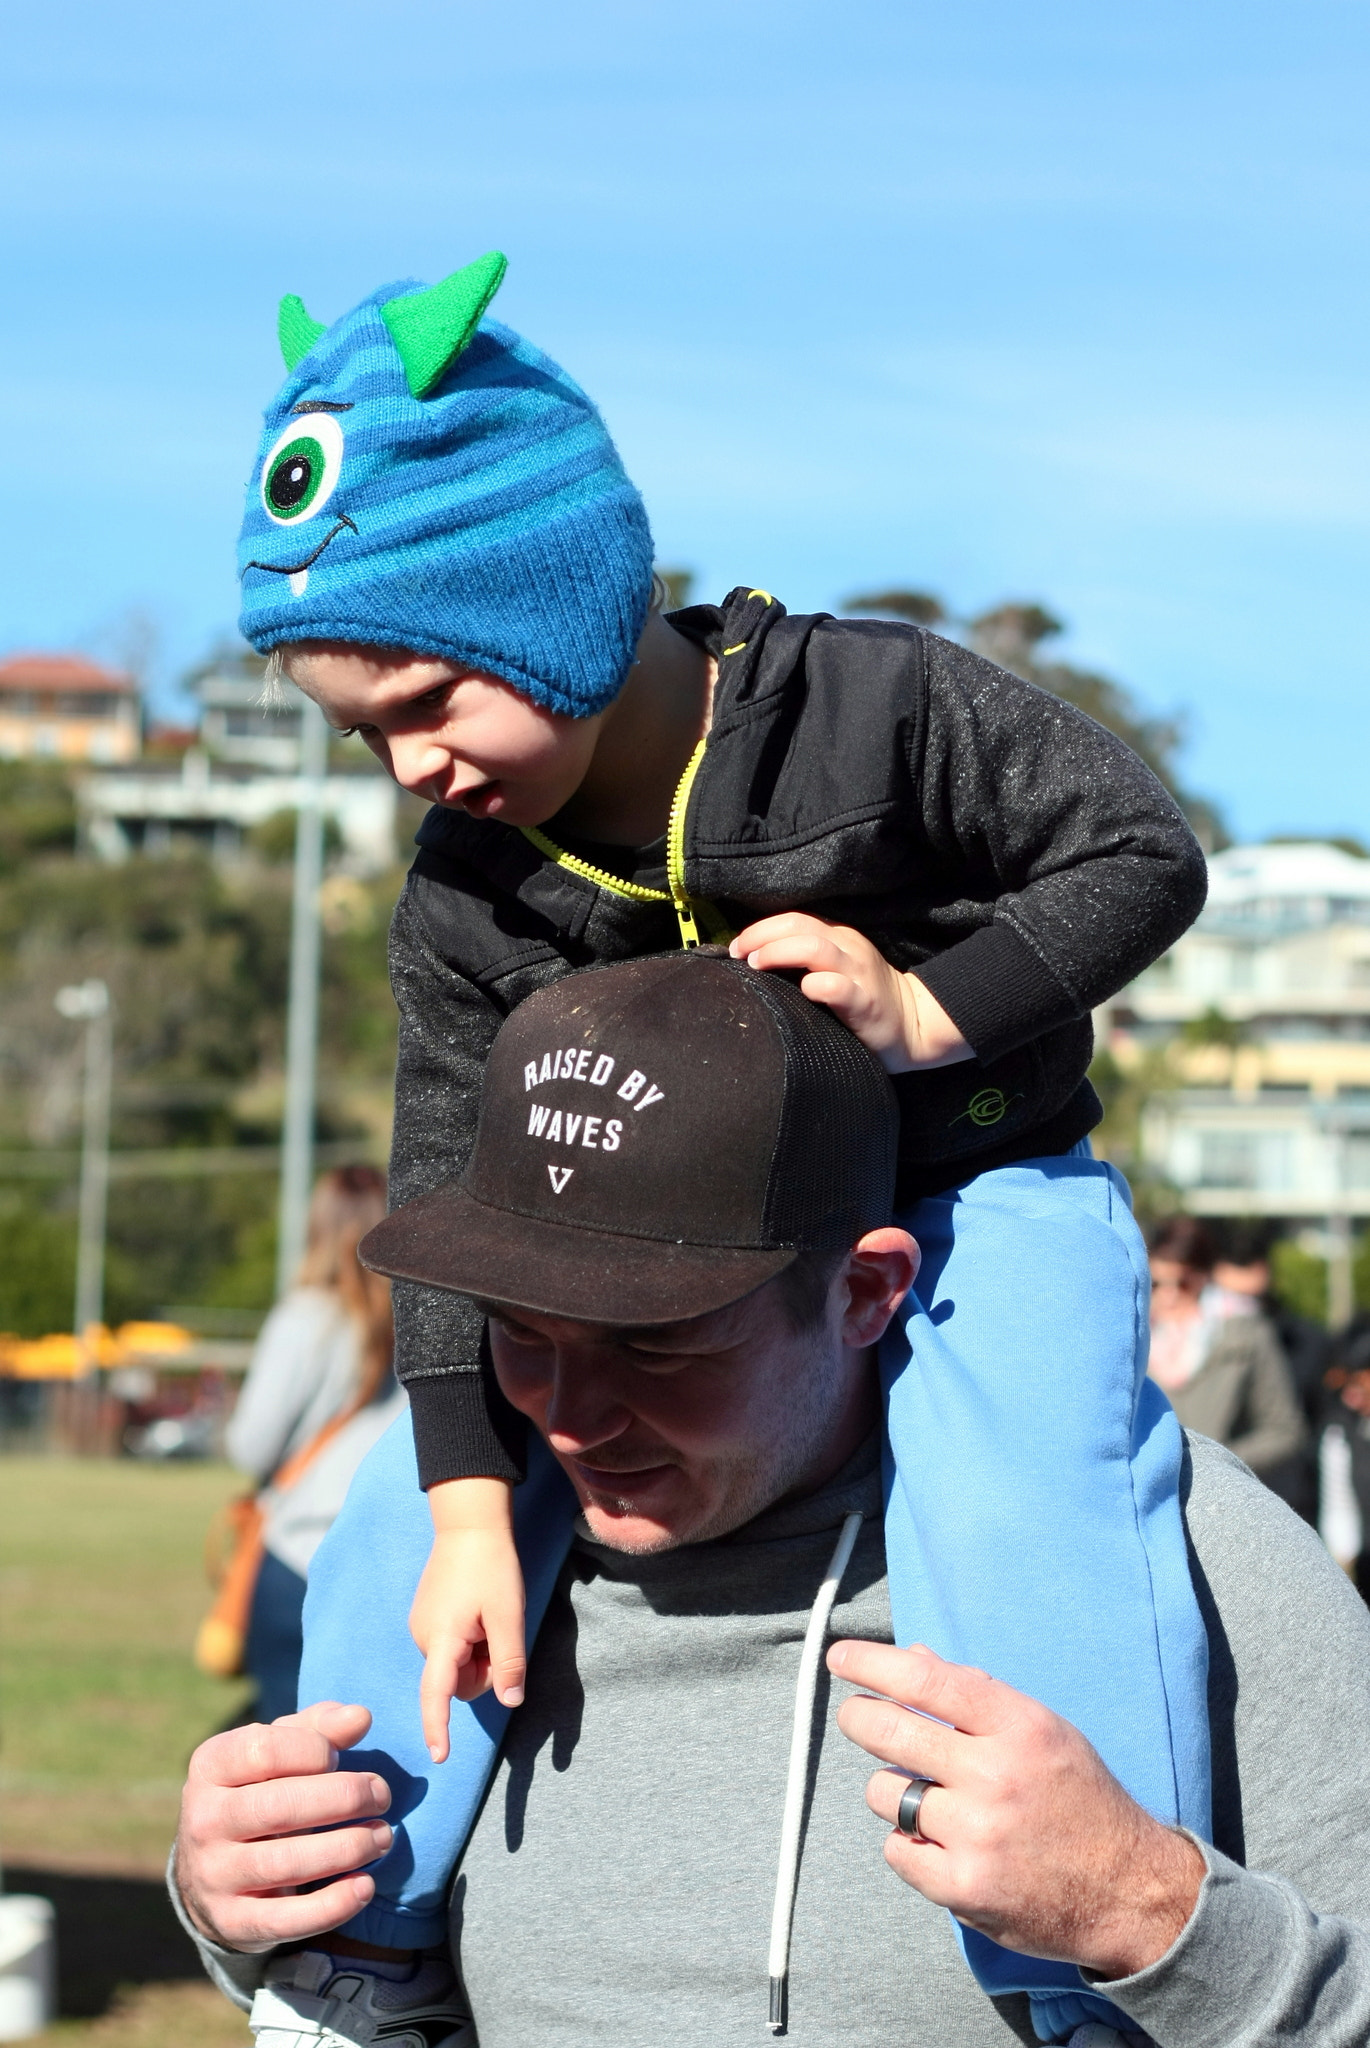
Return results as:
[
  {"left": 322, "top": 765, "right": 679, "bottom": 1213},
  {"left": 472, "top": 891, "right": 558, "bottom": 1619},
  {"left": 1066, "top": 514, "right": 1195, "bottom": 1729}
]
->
[
  {"left": 226, "top": 1165, "right": 404, "bottom": 1721},
  {"left": 1147, "top": 1215, "right": 1305, "bottom": 1483}
]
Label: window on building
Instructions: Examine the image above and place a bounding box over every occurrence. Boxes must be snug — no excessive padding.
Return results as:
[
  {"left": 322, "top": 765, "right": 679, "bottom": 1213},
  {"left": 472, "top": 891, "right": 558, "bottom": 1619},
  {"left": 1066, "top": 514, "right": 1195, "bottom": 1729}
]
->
[
  {"left": 225, "top": 707, "right": 301, "bottom": 737},
  {"left": 1345, "top": 1136, "right": 1370, "bottom": 1191},
  {"left": 1198, "top": 1133, "right": 1260, "bottom": 1189},
  {"left": 58, "top": 693, "right": 117, "bottom": 718}
]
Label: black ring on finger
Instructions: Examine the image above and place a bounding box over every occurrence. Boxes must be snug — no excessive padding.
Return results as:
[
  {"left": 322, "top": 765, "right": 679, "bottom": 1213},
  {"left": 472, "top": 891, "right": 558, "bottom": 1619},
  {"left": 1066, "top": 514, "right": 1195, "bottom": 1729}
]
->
[{"left": 896, "top": 1777, "right": 937, "bottom": 1840}]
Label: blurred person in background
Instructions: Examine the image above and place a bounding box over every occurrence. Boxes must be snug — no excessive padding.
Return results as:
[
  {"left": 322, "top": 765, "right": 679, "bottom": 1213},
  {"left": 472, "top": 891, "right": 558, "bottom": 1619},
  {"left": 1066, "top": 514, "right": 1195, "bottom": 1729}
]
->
[
  {"left": 1210, "top": 1221, "right": 1330, "bottom": 1524},
  {"left": 226, "top": 1166, "right": 406, "bottom": 1721},
  {"left": 1324, "top": 1322, "right": 1370, "bottom": 1603},
  {"left": 1147, "top": 1215, "right": 1306, "bottom": 1485}
]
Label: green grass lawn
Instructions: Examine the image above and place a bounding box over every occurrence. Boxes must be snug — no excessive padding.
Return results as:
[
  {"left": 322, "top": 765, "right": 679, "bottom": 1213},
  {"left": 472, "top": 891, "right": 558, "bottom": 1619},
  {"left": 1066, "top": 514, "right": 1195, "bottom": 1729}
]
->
[
  {"left": 36, "top": 1983, "right": 252, "bottom": 2047},
  {"left": 1, "top": 1456, "right": 255, "bottom": 1873},
  {"left": 1, "top": 1456, "right": 255, "bottom": 2043}
]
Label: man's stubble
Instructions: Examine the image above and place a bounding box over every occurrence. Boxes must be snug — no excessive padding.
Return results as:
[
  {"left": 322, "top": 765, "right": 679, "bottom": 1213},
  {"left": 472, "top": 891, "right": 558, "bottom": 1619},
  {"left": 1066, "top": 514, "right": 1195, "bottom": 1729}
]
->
[{"left": 578, "top": 1321, "right": 864, "bottom": 1556}]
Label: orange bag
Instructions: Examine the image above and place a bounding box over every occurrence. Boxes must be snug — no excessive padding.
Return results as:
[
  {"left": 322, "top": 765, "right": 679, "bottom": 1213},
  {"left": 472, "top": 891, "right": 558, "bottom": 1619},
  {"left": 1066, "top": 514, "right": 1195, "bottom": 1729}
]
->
[{"left": 194, "top": 1410, "right": 353, "bottom": 1679}]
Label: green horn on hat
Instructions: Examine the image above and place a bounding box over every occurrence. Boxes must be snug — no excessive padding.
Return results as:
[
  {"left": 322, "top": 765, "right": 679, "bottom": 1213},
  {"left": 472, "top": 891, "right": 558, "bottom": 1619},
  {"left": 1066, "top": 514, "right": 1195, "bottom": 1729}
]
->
[
  {"left": 381, "top": 251, "right": 509, "bottom": 400},
  {"left": 278, "top": 294, "right": 328, "bottom": 371}
]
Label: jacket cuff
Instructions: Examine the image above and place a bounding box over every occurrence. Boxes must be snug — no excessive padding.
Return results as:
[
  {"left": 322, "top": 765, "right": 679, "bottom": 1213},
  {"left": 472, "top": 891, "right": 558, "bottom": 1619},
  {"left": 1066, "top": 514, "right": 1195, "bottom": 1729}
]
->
[
  {"left": 911, "top": 922, "right": 1079, "bottom": 1062},
  {"left": 406, "top": 1368, "right": 528, "bottom": 1490},
  {"left": 1089, "top": 1836, "right": 1294, "bottom": 2044},
  {"left": 165, "top": 1845, "right": 266, "bottom": 2008}
]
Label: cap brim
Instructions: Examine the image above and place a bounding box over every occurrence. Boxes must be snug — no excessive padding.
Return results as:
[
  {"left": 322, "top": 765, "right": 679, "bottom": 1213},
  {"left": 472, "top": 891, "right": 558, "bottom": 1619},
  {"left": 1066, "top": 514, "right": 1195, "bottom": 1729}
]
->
[{"left": 360, "top": 1182, "right": 796, "bottom": 1327}]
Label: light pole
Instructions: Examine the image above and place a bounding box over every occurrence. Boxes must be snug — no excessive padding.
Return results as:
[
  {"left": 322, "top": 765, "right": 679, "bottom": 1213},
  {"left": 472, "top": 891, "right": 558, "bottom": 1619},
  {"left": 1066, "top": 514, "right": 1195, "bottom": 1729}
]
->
[
  {"left": 54, "top": 978, "right": 112, "bottom": 1356},
  {"left": 1327, "top": 1114, "right": 1356, "bottom": 1333},
  {"left": 276, "top": 697, "right": 329, "bottom": 1296}
]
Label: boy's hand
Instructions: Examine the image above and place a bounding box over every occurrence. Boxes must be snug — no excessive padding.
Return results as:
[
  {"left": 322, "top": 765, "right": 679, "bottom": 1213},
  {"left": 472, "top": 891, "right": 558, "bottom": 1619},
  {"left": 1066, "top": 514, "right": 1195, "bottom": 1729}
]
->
[
  {"left": 729, "top": 915, "right": 973, "bottom": 1074},
  {"left": 410, "top": 1479, "right": 526, "bottom": 1762}
]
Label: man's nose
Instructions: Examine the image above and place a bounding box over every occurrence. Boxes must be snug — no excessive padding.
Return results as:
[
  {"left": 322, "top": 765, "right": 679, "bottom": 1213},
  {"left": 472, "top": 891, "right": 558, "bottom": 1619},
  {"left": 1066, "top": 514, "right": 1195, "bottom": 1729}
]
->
[{"left": 542, "top": 1356, "right": 631, "bottom": 1451}]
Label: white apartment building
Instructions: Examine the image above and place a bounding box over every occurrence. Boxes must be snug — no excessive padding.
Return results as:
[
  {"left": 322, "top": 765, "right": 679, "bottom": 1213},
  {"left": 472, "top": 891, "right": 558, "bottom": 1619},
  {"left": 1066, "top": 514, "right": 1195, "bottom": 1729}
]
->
[
  {"left": 192, "top": 650, "right": 304, "bottom": 770},
  {"left": 77, "top": 748, "right": 398, "bottom": 875},
  {"left": 1109, "top": 842, "right": 1370, "bottom": 1220}
]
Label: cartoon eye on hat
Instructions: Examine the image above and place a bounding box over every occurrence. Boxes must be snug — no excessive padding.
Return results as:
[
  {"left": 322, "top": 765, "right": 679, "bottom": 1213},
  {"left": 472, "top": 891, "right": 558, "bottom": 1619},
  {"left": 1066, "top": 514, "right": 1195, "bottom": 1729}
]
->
[{"left": 260, "top": 414, "right": 345, "bottom": 525}]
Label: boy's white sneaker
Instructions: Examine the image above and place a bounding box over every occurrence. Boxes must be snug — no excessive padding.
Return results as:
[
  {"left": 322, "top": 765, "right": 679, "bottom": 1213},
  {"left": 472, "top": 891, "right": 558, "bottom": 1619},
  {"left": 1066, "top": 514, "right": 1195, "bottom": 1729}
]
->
[{"left": 248, "top": 1949, "right": 476, "bottom": 2048}]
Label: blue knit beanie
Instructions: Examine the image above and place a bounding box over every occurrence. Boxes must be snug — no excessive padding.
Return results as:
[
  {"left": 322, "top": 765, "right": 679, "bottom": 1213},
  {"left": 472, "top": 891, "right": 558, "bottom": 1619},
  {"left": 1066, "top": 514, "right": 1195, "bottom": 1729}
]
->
[{"left": 237, "top": 253, "right": 655, "bottom": 718}]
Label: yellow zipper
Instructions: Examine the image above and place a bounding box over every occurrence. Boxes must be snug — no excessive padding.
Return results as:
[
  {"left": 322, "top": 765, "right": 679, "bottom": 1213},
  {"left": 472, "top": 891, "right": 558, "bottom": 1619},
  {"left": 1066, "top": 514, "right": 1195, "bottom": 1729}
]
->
[
  {"left": 665, "top": 738, "right": 709, "bottom": 947},
  {"left": 519, "top": 735, "right": 723, "bottom": 950},
  {"left": 517, "top": 824, "right": 671, "bottom": 906}
]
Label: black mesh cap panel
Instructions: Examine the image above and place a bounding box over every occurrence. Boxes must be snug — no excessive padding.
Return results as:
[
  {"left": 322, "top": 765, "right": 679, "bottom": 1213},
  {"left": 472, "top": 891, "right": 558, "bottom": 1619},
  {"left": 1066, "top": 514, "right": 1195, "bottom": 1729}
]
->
[{"left": 737, "top": 964, "right": 899, "bottom": 1247}]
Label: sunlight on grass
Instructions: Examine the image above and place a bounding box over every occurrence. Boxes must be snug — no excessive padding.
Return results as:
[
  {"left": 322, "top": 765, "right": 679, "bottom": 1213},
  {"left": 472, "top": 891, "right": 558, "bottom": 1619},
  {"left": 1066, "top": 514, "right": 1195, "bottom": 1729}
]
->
[
  {"left": 0, "top": 1457, "right": 253, "bottom": 1872},
  {"left": 35, "top": 1982, "right": 249, "bottom": 2047}
]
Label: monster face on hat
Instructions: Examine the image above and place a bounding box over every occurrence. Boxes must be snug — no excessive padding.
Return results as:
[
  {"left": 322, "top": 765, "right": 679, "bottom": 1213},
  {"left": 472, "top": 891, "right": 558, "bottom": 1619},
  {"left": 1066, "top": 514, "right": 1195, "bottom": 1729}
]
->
[{"left": 237, "top": 252, "right": 655, "bottom": 718}]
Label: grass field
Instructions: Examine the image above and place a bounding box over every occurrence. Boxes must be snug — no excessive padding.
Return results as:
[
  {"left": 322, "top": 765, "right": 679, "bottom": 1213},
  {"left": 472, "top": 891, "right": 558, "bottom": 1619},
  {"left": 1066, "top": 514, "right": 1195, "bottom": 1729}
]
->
[{"left": 1, "top": 1456, "right": 256, "bottom": 2043}]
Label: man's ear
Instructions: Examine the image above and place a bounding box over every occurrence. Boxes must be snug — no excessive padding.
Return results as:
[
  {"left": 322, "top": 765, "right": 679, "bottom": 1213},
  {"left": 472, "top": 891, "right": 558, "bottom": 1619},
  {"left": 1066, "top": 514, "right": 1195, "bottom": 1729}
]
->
[{"left": 838, "top": 1229, "right": 919, "bottom": 1350}]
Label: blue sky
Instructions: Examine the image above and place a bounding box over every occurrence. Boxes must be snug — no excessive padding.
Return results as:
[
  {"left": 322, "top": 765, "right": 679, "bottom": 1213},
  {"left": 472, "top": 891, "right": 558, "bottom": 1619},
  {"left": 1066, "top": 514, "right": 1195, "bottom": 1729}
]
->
[{"left": 2, "top": 0, "right": 1367, "bottom": 842}]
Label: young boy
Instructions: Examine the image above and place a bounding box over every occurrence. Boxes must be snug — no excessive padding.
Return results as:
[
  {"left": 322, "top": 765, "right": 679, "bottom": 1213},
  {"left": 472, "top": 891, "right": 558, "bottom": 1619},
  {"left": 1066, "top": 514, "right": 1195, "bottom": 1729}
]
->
[{"left": 236, "top": 252, "right": 1210, "bottom": 2045}]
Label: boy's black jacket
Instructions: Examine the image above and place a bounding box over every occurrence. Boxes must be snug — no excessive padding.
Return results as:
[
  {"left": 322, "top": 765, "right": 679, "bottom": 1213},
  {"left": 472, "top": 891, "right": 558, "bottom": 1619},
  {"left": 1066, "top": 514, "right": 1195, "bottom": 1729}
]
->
[{"left": 390, "top": 588, "right": 1207, "bottom": 1487}]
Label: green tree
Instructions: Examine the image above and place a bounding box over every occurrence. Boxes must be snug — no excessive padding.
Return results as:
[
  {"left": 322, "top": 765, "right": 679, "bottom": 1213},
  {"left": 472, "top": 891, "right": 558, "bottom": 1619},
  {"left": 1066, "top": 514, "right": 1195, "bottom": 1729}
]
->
[
  {"left": 249, "top": 808, "right": 343, "bottom": 864},
  {"left": 1086, "top": 1040, "right": 1183, "bottom": 1227},
  {"left": 0, "top": 1193, "right": 76, "bottom": 1336},
  {"left": 0, "top": 762, "right": 78, "bottom": 875},
  {"left": 1180, "top": 1006, "right": 1246, "bottom": 1051},
  {"left": 1269, "top": 1238, "right": 1330, "bottom": 1326},
  {"left": 840, "top": 589, "right": 1226, "bottom": 849},
  {"left": 0, "top": 832, "right": 404, "bottom": 1324},
  {"left": 841, "top": 589, "right": 946, "bottom": 625}
]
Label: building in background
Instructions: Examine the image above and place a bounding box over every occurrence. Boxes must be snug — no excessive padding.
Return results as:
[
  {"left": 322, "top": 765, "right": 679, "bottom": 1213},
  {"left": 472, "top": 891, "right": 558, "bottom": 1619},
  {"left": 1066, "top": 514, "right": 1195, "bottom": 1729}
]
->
[
  {"left": 190, "top": 645, "right": 303, "bottom": 771},
  {"left": 77, "top": 749, "right": 398, "bottom": 874},
  {"left": 1106, "top": 841, "right": 1370, "bottom": 1319},
  {"left": 0, "top": 654, "right": 140, "bottom": 764}
]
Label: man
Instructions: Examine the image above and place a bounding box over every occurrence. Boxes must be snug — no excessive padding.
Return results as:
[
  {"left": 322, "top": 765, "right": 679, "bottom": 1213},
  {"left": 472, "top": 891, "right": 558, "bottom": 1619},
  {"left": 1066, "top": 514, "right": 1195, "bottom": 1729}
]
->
[
  {"left": 174, "top": 956, "right": 1370, "bottom": 2047},
  {"left": 1212, "top": 1220, "right": 1329, "bottom": 1523}
]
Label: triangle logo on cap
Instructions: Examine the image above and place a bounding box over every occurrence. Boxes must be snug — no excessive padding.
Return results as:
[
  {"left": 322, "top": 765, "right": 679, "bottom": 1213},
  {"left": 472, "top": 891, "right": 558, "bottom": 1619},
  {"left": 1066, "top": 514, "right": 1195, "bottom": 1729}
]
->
[{"left": 547, "top": 1165, "right": 574, "bottom": 1195}]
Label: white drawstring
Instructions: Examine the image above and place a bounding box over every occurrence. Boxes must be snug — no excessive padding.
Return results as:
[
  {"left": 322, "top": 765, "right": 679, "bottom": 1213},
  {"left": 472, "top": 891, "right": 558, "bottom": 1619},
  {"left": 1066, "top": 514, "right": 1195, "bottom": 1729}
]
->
[{"left": 767, "top": 1510, "right": 863, "bottom": 2032}]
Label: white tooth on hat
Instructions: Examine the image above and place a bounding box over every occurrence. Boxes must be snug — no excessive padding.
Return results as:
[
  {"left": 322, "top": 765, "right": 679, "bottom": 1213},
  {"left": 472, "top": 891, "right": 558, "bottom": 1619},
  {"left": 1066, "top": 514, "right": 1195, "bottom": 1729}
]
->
[{"left": 289, "top": 569, "right": 309, "bottom": 597}]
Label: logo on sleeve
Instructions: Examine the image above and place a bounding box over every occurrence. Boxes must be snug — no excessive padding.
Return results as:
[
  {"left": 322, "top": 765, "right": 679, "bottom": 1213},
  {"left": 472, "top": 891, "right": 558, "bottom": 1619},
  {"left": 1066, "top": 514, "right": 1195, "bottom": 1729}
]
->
[{"left": 949, "top": 1087, "right": 1023, "bottom": 1130}]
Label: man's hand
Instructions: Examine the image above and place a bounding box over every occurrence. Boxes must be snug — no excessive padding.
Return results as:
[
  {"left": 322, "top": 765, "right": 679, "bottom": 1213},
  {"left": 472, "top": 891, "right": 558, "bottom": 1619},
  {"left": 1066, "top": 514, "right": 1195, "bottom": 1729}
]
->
[
  {"left": 728, "top": 915, "right": 972, "bottom": 1074},
  {"left": 411, "top": 1478, "right": 527, "bottom": 1761},
  {"left": 174, "top": 1702, "right": 393, "bottom": 1953},
  {"left": 830, "top": 1641, "right": 1205, "bottom": 1980}
]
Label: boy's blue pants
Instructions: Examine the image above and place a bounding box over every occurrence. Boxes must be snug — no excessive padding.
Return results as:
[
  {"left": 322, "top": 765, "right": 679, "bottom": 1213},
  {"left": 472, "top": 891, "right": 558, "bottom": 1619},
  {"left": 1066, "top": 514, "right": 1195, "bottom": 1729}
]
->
[{"left": 300, "top": 1148, "right": 1210, "bottom": 2044}]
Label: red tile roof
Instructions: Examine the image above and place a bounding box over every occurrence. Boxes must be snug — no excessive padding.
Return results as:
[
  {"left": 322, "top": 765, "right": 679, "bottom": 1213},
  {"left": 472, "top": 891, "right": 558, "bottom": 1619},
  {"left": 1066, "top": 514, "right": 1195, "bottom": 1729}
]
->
[{"left": 0, "top": 654, "right": 137, "bottom": 696}]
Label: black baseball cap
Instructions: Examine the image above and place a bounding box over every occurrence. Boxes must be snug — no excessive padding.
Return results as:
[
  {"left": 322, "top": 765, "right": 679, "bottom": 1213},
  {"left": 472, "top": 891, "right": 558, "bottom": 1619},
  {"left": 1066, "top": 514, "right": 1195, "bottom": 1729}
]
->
[{"left": 359, "top": 951, "right": 898, "bottom": 1326}]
